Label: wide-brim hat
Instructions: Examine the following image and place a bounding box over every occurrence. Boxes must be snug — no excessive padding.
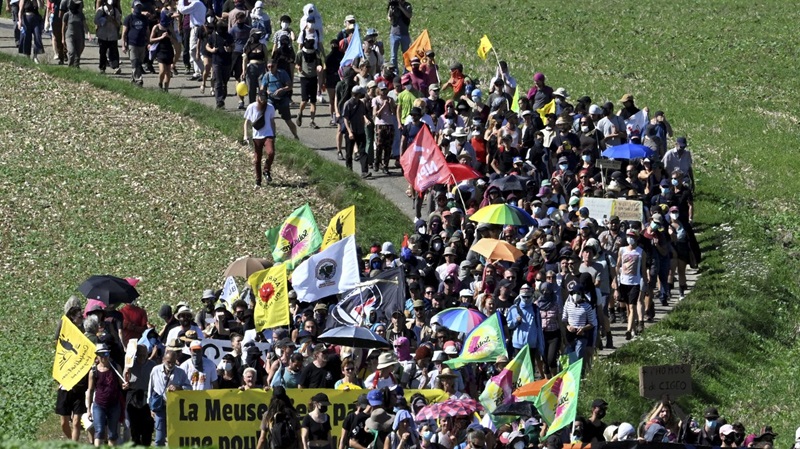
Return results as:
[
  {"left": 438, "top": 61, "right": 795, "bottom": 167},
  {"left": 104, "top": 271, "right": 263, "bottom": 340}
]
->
[
  {"left": 365, "top": 409, "right": 393, "bottom": 432},
  {"left": 377, "top": 352, "right": 399, "bottom": 369}
]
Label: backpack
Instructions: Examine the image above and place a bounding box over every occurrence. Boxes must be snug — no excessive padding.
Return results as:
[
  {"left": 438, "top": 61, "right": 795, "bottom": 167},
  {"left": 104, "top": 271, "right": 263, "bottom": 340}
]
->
[
  {"left": 270, "top": 411, "right": 297, "bottom": 449},
  {"left": 276, "top": 34, "right": 295, "bottom": 62}
]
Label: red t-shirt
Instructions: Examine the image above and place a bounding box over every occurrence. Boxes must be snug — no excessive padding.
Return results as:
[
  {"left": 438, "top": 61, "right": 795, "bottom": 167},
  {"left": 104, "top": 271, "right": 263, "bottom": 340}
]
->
[{"left": 120, "top": 304, "right": 148, "bottom": 343}]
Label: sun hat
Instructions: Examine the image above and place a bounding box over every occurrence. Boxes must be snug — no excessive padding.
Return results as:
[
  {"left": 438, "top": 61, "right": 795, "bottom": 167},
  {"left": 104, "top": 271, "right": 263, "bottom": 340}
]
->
[{"left": 376, "top": 352, "right": 399, "bottom": 369}]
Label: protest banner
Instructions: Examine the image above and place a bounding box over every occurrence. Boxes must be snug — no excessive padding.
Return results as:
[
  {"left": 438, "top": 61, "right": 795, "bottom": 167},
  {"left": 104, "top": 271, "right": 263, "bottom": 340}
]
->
[
  {"left": 199, "top": 339, "right": 270, "bottom": 367},
  {"left": 613, "top": 199, "right": 644, "bottom": 222},
  {"left": 167, "top": 388, "right": 447, "bottom": 448},
  {"left": 221, "top": 276, "right": 241, "bottom": 310},
  {"left": 639, "top": 364, "right": 692, "bottom": 399},
  {"left": 579, "top": 198, "right": 615, "bottom": 223}
]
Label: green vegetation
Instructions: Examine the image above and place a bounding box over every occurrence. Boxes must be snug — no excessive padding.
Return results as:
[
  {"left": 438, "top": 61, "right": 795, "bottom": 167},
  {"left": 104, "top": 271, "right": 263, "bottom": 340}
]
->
[
  {"left": 298, "top": 0, "right": 800, "bottom": 435},
  {"left": 0, "top": 53, "right": 409, "bottom": 440}
]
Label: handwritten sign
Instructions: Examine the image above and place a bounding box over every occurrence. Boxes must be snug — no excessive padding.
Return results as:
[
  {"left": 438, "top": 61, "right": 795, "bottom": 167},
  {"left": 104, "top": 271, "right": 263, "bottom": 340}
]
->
[
  {"left": 613, "top": 199, "right": 644, "bottom": 222},
  {"left": 639, "top": 364, "right": 692, "bottom": 399}
]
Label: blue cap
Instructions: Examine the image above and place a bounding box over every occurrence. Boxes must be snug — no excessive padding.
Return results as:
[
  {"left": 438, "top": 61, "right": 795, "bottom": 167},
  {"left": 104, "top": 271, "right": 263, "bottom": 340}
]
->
[
  {"left": 471, "top": 89, "right": 482, "bottom": 99},
  {"left": 367, "top": 389, "right": 383, "bottom": 406}
]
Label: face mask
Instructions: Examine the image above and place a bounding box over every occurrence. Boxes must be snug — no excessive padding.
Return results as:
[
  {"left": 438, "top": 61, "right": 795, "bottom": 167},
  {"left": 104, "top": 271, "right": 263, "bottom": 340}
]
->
[
  {"left": 533, "top": 207, "right": 541, "bottom": 215},
  {"left": 107, "top": 0, "right": 113, "bottom": 5},
  {"left": 192, "top": 352, "right": 203, "bottom": 370},
  {"left": 559, "top": 164, "right": 568, "bottom": 171},
  {"left": 422, "top": 431, "right": 433, "bottom": 441},
  {"left": 661, "top": 187, "right": 670, "bottom": 195},
  {"left": 513, "top": 442, "right": 525, "bottom": 449},
  {"left": 534, "top": 280, "right": 542, "bottom": 290},
  {"left": 650, "top": 221, "right": 659, "bottom": 230},
  {"left": 521, "top": 295, "right": 532, "bottom": 304},
  {"left": 580, "top": 126, "right": 589, "bottom": 133},
  {"left": 223, "top": 362, "right": 233, "bottom": 371},
  {"left": 706, "top": 419, "right": 717, "bottom": 430},
  {"left": 670, "top": 213, "right": 679, "bottom": 221},
  {"left": 318, "top": 405, "right": 328, "bottom": 413},
  {"left": 281, "top": 22, "right": 288, "bottom": 30},
  {"left": 582, "top": 155, "right": 591, "bottom": 162},
  {"left": 627, "top": 237, "right": 636, "bottom": 246},
  {"left": 671, "top": 178, "right": 679, "bottom": 186},
  {"left": 596, "top": 409, "right": 607, "bottom": 419},
  {"left": 723, "top": 436, "right": 735, "bottom": 445},
  {"left": 570, "top": 293, "right": 582, "bottom": 302}
]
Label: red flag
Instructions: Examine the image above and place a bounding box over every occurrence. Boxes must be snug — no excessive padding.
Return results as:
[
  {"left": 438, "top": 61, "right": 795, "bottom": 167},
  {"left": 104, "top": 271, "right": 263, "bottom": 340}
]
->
[
  {"left": 446, "top": 163, "right": 483, "bottom": 184},
  {"left": 400, "top": 125, "right": 451, "bottom": 192}
]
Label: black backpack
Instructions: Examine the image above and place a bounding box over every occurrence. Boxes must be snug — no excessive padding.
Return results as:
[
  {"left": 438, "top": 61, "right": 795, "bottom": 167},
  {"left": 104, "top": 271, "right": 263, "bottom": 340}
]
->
[{"left": 270, "top": 411, "right": 297, "bottom": 449}]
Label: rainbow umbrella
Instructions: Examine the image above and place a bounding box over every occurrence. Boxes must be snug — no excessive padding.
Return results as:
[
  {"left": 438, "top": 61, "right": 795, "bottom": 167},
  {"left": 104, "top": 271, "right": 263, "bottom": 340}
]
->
[
  {"left": 468, "top": 204, "right": 536, "bottom": 226},
  {"left": 431, "top": 307, "right": 486, "bottom": 334}
]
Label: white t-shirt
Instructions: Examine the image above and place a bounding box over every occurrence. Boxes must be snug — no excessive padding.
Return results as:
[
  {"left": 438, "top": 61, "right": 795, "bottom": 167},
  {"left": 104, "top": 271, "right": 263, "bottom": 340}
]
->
[
  {"left": 244, "top": 102, "right": 276, "bottom": 138},
  {"left": 165, "top": 325, "right": 205, "bottom": 345},
  {"left": 180, "top": 357, "right": 219, "bottom": 390}
]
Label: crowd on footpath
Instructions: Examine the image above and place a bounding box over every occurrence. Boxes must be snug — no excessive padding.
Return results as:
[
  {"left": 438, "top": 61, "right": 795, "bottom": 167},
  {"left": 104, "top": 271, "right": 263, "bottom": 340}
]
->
[{"left": 17, "top": 0, "right": 774, "bottom": 447}]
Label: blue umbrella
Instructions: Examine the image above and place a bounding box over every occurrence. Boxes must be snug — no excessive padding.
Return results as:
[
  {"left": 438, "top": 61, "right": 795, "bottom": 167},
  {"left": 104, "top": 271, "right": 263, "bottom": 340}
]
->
[
  {"left": 317, "top": 325, "right": 390, "bottom": 348},
  {"left": 601, "top": 143, "right": 655, "bottom": 160}
]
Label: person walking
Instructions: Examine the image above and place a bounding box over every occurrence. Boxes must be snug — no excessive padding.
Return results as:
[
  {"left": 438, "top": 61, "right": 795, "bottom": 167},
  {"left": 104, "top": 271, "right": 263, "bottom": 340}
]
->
[
  {"left": 342, "top": 85, "right": 372, "bottom": 178},
  {"left": 243, "top": 90, "right": 277, "bottom": 186},
  {"left": 386, "top": 0, "right": 412, "bottom": 70},
  {"left": 60, "top": 0, "right": 84, "bottom": 67},
  {"left": 372, "top": 82, "right": 397, "bottom": 174},
  {"left": 94, "top": 0, "right": 121, "bottom": 74},
  {"left": 124, "top": 345, "right": 157, "bottom": 446},
  {"left": 206, "top": 21, "right": 234, "bottom": 108},
  {"left": 150, "top": 10, "right": 179, "bottom": 91},
  {"left": 86, "top": 343, "right": 124, "bottom": 446},
  {"left": 295, "top": 38, "right": 322, "bottom": 129},
  {"left": 302, "top": 393, "right": 334, "bottom": 449},
  {"left": 241, "top": 29, "right": 268, "bottom": 106},
  {"left": 122, "top": 3, "right": 148, "bottom": 85},
  {"left": 148, "top": 349, "right": 191, "bottom": 447},
  {"left": 176, "top": 0, "right": 206, "bottom": 81},
  {"left": 17, "top": 0, "right": 45, "bottom": 63},
  {"left": 259, "top": 61, "right": 299, "bottom": 138}
]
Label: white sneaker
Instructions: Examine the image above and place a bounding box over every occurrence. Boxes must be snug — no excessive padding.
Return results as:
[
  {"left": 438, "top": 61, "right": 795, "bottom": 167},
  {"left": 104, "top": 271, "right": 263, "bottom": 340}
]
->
[{"left": 32, "top": 56, "right": 39, "bottom": 64}]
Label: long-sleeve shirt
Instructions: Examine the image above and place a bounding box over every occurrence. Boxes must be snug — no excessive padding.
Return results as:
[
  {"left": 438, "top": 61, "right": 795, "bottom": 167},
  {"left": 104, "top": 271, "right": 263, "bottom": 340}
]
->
[
  {"left": 177, "top": 0, "right": 207, "bottom": 27},
  {"left": 148, "top": 363, "right": 192, "bottom": 403},
  {"left": 505, "top": 300, "right": 545, "bottom": 354}
]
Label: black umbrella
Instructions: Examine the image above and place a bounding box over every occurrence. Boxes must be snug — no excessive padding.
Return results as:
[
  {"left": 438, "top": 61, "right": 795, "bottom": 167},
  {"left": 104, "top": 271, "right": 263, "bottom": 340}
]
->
[
  {"left": 317, "top": 325, "right": 390, "bottom": 349},
  {"left": 489, "top": 174, "right": 530, "bottom": 193},
  {"left": 492, "top": 400, "right": 539, "bottom": 418},
  {"left": 78, "top": 275, "right": 140, "bottom": 305}
]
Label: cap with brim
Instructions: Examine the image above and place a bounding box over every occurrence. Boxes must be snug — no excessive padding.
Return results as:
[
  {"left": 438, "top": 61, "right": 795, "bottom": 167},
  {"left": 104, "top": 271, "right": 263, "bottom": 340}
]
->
[
  {"left": 202, "top": 289, "right": 215, "bottom": 300},
  {"left": 176, "top": 306, "right": 193, "bottom": 317},
  {"left": 180, "top": 330, "right": 199, "bottom": 342},
  {"left": 704, "top": 407, "right": 720, "bottom": 419},
  {"left": 311, "top": 393, "right": 331, "bottom": 405},
  {"left": 95, "top": 343, "right": 110, "bottom": 354},
  {"left": 366, "top": 409, "right": 393, "bottom": 432},
  {"left": 165, "top": 339, "right": 182, "bottom": 351},
  {"left": 438, "top": 367, "right": 457, "bottom": 378}
]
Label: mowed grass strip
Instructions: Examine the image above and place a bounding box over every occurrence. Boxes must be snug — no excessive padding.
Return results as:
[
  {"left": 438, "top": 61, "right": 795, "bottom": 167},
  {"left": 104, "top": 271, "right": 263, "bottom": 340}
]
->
[{"left": 0, "top": 56, "right": 409, "bottom": 440}]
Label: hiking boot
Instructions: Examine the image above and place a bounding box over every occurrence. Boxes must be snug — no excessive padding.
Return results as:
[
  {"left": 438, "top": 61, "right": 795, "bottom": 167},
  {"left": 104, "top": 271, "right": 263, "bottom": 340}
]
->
[
  {"left": 625, "top": 331, "right": 632, "bottom": 341},
  {"left": 606, "top": 332, "right": 615, "bottom": 349},
  {"left": 309, "top": 121, "right": 319, "bottom": 129},
  {"left": 114, "top": 67, "right": 122, "bottom": 75},
  {"left": 361, "top": 172, "right": 372, "bottom": 179},
  {"left": 265, "top": 171, "right": 272, "bottom": 183},
  {"left": 147, "top": 65, "right": 156, "bottom": 74},
  {"left": 382, "top": 167, "right": 389, "bottom": 175},
  {"left": 296, "top": 115, "right": 303, "bottom": 126},
  {"left": 100, "top": 68, "right": 106, "bottom": 74}
]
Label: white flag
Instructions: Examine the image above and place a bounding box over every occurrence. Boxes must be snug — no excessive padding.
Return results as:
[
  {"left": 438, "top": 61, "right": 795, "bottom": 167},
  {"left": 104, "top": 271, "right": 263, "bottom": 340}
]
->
[
  {"left": 221, "top": 276, "right": 241, "bottom": 310},
  {"left": 292, "top": 235, "right": 360, "bottom": 303}
]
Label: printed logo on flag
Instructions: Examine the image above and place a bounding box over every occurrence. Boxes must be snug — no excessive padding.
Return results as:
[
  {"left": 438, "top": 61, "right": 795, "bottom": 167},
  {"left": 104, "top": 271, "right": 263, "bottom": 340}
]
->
[{"left": 315, "top": 258, "right": 338, "bottom": 287}]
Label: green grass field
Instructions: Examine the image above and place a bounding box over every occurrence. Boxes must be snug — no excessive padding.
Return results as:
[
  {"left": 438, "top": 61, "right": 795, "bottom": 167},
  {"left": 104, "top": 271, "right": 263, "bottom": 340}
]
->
[
  {"left": 289, "top": 0, "right": 800, "bottom": 436},
  {"left": 3, "top": 0, "right": 800, "bottom": 442}
]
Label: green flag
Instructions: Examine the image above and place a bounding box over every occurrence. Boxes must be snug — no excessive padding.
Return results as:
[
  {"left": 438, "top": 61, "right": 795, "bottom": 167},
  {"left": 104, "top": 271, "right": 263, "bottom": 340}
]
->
[
  {"left": 535, "top": 358, "right": 584, "bottom": 437},
  {"left": 264, "top": 204, "right": 323, "bottom": 271},
  {"left": 478, "top": 344, "right": 536, "bottom": 424},
  {"left": 511, "top": 86, "right": 520, "bottom": 113},
  {"left": 444, "top": 312, "right": 507, "bottom": 369}
]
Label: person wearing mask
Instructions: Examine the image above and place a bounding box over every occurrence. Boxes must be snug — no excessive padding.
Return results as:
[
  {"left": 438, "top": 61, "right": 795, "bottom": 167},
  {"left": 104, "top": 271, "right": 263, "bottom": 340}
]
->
[
  {"left": 505, "top": 284, "right": 546, "bottom": 367},
  {"left": 325, "top": 38, "right": 345, "bottom": 125},
  {"left": 302, "top": 393, "right": 334, "bottom": 449},
  {"left": 241, "top": 29, "right": 269, "bottom": 106},
  {"left": 61, "top": 0, "right": 85, "bottom": 67},
  {"left": 695, "top": 408, "right": 722, "bottom": 446},
  {"left": 149, "top": 10, "right": 179, "bottom": 91},
  {"left": 299, "top": 344, "right": 335, "bottom": 388},
  {"left": 148, "top": 349, "right": 191, "bottom": 446},
  {"left": 216, "top": 354, "right": 243, "bottom": 388},
  {"left": 165, "top": 306, "right": 204, "bottom": 343},
  {"left": 177, "top": 0, "right": 206, "bottom": 81},
  {"left": 581, "top": 399, "right": 608, "bottom": 444},
  {"left": 124, "top": 345, "right": 157, "bottom": 446},
  {"left": 615, "top": 229, "right": 647, "bottom": 340},
  {"left": 561, "top": 282, "right": 597, "bottom": 362},
  {"left": 662, "top": 137, "right": 694, "bottom": 188},
  {"left": 229, "top": 11, "right": 251, "bottom": 109},
  {"left": 260, "top": 60, "right": 300, "bottom": 139},
  {"left": 342, "top": 394, "right": 371, "bottom": 449},
  {"left": 271, "top": 352, "right": 304, "bottom": 388},
  {"left": 122, "top": 3, "right": 150, "bottom": 86},
  {"left": 373, "top": 82, "right": 398, "bottom": 174},
  {"left": 386, "top": 409, "right": 419, "bottom": 449},
  {"left": 180, "top": 340, "right": 219, "bottom": 390},
  {"left": 94, "top": 0, "right": 121, "bottom": 73},
  {"left": 258, "top": 386, "right": 301, "bottom": 449},
  {"left": 295, "top": 38, "right": 323, "bottom": 128}
]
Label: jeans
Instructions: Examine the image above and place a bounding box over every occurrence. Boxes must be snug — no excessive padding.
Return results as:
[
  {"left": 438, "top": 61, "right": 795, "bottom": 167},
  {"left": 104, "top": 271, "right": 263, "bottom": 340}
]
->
[
  {"left": 11, "top": 4, "right": 20, "bottom": 44},
  {"left": 543, "top": 330, "right": 561, "bottom": 376},
  {"left": 246, "top": 62, "right": 266, "bottom": 104},
  {"left": 92, "top": 402, "right": 121, "bottom": 442},
  {"left": 20, "top": 12, "right": 43, "bottom": 57},
  {"left": 154, "top": 409, "right": 167, "bottom": 446},
  {"left": 182, "top": 27, "right": 190, "bottom": 67},
  {"left": 213, "top": 63, "right": 232, "bottom": 106},
  {"left": 565, "top": 335, "right": 588, "bottom": 360},
  {"left": 389, "top": 33, "right": 411, "bottom": 71},
  {"left": 656, "top": 252, "right": 672, "bottom": 302},
  {"left": 189, "top": 26, "right": 203, "bottom": 76},
  {"left": 345, "top": 131, "right": 368, "bottom": 174},
  {"left": 364, "top": 122, "right": 375, "bottom": 168},
  {"left": 129, "top": 45, "right": 146, "bottom": 83},
  {"left": 98, "top": 39, "right": 119, "bottom": 70}
]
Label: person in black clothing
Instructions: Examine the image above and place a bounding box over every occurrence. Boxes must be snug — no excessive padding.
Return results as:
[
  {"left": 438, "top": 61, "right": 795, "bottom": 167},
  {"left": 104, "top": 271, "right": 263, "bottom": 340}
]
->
[
  {"left": 580, "top": 398, "right": 608, "bottom": 444},
  {"left": 206, "top": 21, "right": 234, "bottom": 108},
  {"left": 241, "top": 344, "right": 268, "bottom": 385},
  {"left": 342, "top": 395, "right": 371, "bottom": 449},
  {"left": 341, "top": 85, "right": 372, "bottom": 178},
  {"left": 299, "top": 344, "right": 335, "bottom": 388},
  {"left": 302, "top": 393, "right": 333, "bottom": 449},
  {"left": 216, "top": 353, "right": 243, "bottom": 388},
  {"left": 325, "top": 39, "right": 344, "bottom": 125}
]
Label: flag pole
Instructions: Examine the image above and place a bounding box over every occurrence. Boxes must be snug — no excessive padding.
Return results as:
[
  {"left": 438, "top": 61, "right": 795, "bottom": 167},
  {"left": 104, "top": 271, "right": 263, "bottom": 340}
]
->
[{"left": 452, "top": 174, "right": 468, "bottom": 212}]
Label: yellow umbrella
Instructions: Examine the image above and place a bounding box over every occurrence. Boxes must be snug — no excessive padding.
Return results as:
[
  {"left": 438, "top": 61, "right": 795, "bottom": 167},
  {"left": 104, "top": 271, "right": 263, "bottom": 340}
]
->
[
  {"left": 335, "top": 382, "right": 363, "bottom": 391},
  {"left": 470, "top": 238, "right": 523, "bottom": 262}
]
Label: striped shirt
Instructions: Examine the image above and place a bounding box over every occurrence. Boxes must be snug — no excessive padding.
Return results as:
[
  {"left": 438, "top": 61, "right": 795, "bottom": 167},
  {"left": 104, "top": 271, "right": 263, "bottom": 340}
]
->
[{"left": 562, "top": 296, "right": 597, "bottom": 329}]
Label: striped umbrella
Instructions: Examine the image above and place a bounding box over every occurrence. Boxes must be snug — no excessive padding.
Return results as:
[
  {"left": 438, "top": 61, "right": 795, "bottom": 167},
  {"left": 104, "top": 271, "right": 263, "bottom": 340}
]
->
[
  {"left": 468, "top": 204, "right": 536, "bottom": 226},
  {"left": 431, "top": 307, "right": 486, "bottom": 334}
]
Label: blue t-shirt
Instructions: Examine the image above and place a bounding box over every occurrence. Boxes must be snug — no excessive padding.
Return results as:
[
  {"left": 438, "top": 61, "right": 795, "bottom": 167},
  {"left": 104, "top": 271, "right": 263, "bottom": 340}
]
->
[
  {"left": 230, "top": 22, "right": 251, "bottom": 53},
  {"left": 260, "top": 69, "right": 291, "bottom": 102},
  {"left": 124, "top": 13, "right": 148, "bottom": 47}
]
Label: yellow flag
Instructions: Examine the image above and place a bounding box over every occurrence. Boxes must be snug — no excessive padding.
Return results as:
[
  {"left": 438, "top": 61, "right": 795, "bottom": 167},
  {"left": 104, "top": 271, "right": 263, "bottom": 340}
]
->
[
  {"left": 321, "top": 206, "right": 356, "bottom": 250},
  {"left": 248, "top": 264, "right": 289, "bottom": 331},
  {"left": 536, "top": 99, "right": 556, "bottom": 122},
  {"left": 477, "top": 35, "right": 493, "bottom": 61},
  {"left": 403, "top": 29, "right": 432, "bottom": 72},
  {"left": 53, "top": 316, "right": 96, "bottom": 390}
]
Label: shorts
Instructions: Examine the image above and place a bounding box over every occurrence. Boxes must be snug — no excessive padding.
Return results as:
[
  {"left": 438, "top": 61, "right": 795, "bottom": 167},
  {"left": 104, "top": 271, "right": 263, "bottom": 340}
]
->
[
  {"left": 617, "top": 284, "right": 641, "bottom": 304},
  {"left": 55, "top": 386, "right": 88, "bottom": 416},
  {"left": 271, "top": 99, "right": 291, "bottom": 121},
  {"left": 300, "top": 76, "right": 318, "bottom": 103}
]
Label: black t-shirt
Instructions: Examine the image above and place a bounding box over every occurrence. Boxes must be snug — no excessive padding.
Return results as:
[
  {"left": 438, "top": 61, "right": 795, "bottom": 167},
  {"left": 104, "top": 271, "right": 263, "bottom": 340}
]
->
[
  {"left": 302, "top": 414, "right": 332, "bottom": 441},
  {"left": 582, "top": 419, "right": 607, "bottom": 444},
  {"left": 346, "top": 411, "right": 371, "bottom": 448},
  {"left": 299, "top": 363, "right": 334, "bottom": 388},
  {"left": 208, "top": 31, "right": 234, "bottom": 65}
]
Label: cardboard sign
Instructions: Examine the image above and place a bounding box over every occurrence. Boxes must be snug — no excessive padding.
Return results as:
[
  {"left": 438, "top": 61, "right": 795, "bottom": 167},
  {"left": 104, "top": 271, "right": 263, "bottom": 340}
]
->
[
  {"left": 613, "top": 199, "right": 644, "bottom": 222},
  {"left": 639, "top": 364, "right": 692, "bottom": 399},
  {"left": 124, "top": 339, "right": 138, "bottom": 368},
  {"left": 579, "top": 198, "right": 615, "bottom": 223},
  {"left": 596, "top": 159, "right": 623, "bottom": 170}
]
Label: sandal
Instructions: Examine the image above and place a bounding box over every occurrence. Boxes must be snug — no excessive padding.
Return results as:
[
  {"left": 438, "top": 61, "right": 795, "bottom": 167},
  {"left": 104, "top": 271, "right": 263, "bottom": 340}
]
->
[
  {"left": 337, "top": 150, "right": 344, "bottom": 160},
  {"left": 405, "top": 188, "right": 412, "bottom": 198}
]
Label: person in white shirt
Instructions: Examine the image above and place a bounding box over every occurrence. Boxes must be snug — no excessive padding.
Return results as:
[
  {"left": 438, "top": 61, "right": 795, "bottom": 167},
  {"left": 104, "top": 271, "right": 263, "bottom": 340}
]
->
[
  {"left": 165, "top": 306, "right": 204, "bottom": 343},
  {"left": 180, "top": 340, "right": 219, "bottom": 390},
  {"left": 177, "top": 0, "right": 206, "bottom": 80}
]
